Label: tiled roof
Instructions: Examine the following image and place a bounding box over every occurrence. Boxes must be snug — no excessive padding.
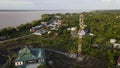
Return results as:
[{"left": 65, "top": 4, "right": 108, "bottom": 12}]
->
[{"left": 15, "top": 46, "right": 46, "bottom": 62}]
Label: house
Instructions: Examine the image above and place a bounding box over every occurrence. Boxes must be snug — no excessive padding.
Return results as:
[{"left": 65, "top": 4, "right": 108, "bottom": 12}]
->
[
  {"left": 70, "top": 27, "right": 77, "bottom": 38},
  {"left": 54, "top": 20, "right": 61, "bottom": 27},
  {"left": 67, "top": 27, "right": 76, "bottom": 31},
  {"left": 91, "top": 44, "right": 99, "bottom": 48},
  {"left": 116, "top": 16, "right": 120, "bottom": 19},
  {"left": 84, "top": 29, "right": 89, "bottom": 34},
  {"left": 30, "top": 24, "right": 45, "bottom": 32},
  {"left": 69, "top": 53, "right": 77, "bottom": 59},
  {"left": 78, "top": 30, "right": 86, "bottom": 36},
  {"left": 47, "top": 18, "right": 54, "bottom": 25},
  {"left": 117, "top": 56, "right": 120, "bottom": 66},
  {"left": 113, "top": 43, "right": 120, "bottom": 48},
  {"left": 0, "top": 36, "right": 7, "bottom": 41},
  {"left": 110, "top": 39, "right": 116, "bottom": 44},
  {"left": 41, "top": 22, "right": 47, "bottom": 25},
  {"left": 33, "top": 30, "right": 48, "bottom": 36},
  {"left": 71, "top": 27, "right": 76, "bottom": 31},
  {"left": 48, "top": 24, "right": 56, "bottom": 27},
  {"left": 67, "top": 28, "right": 71, "bottom": 30},
  {"left": 15, "top": 46, "right": 46, "bottom": 68},
  {"left": 48, "top": 19, "right": 61, "bottom": 28}
]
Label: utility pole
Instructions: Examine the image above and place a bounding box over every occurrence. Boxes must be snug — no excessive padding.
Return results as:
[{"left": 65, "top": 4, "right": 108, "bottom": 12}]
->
[{"left": 77, "top": 13, "right": 85, "bottom": 61}]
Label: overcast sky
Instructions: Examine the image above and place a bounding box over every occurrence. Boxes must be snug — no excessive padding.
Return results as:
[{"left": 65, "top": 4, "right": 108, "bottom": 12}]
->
[{"left": 0, "top": 0, "right": 120, "bottom": 10}]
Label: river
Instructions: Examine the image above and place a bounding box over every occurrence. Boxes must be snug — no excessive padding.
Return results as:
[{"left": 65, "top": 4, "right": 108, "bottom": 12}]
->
[{"left": 0, "top": 10, "right": 88, "bottom": 29}]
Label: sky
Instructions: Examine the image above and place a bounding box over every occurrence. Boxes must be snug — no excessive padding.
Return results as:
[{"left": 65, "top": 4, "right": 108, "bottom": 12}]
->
[{"left": 0, "top": 0, "right": 120, "bottom": 10}]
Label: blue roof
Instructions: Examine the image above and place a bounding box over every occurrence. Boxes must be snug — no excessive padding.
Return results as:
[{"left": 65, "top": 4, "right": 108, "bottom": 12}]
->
[
  {"left": 32, "top": 24, "right": 45, "bottom": 30},
  {"left": 15, "top": 46, "right": 46, "bottom": 62},
  {"left": 47, "top": 18, "right": 54, "bottom": 25},
  {"left": 15, "top": 46, "right": 46, "bottom": 68}
]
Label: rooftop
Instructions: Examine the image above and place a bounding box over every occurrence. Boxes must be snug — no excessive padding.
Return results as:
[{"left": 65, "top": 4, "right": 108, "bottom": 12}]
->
[{"left": 15, "top": 46, "right": 46, "bottom": 68}]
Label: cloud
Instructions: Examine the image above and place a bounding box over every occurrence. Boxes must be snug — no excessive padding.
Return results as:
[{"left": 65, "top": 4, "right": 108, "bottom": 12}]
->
[
  {"left": 102, "top": 0, "right": 112, "bottom": 2},
  {"left": 0, "top": 0, "right": 34, "bottom": 5},
  {"left": 0, "top": 0, "right": 36, "bottom": 9},
  {"left": 0, "top": 0, "right": 119, "bottom": 10}
]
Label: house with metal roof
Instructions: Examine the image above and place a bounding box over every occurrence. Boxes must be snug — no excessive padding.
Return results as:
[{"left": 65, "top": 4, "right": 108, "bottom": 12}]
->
[
  {"left": 30, "top": 24, "right": 45, "bottom": 32},
  {"left": 33, "top": 30, "right": 48, "bottom": 35},
  {"left": 15, "top": 46, "right": 46, "bottom": 68},
  {"left": 113, "top": 43, "right": 120, "bottom": 49}
]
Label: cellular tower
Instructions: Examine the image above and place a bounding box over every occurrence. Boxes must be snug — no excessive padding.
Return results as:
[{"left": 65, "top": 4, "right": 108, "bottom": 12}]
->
[{"left": 77, "top": 13, "right": 86, "bottom": 61}]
